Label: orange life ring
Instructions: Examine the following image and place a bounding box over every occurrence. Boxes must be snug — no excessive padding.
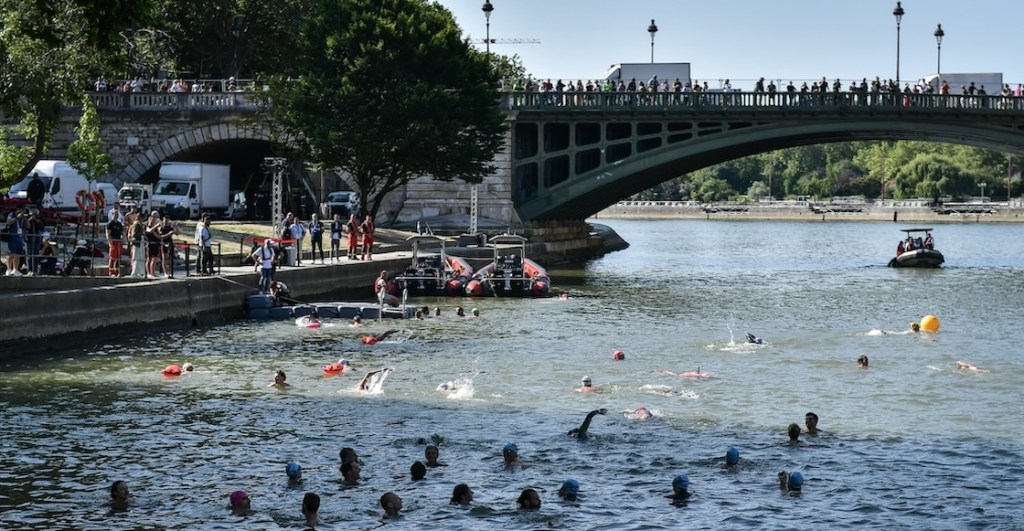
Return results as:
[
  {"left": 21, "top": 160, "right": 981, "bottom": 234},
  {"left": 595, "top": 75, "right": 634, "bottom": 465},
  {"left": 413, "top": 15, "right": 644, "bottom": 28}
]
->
[
  {"left": 91, "top": 190, "right": 105, "bottom": 210},
  {"left": 162, "top": 364, "right": 182, "bottom": 376},
  {"left": 75, "top": 190, "right": 95, "bottom": 212}
]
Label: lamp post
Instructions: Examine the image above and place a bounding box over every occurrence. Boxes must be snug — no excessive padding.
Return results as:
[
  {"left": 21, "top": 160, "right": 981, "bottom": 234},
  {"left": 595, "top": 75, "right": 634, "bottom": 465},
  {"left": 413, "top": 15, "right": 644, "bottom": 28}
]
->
[
  {"left": 482, "top": 1, "right": 493, "bottom": 55},
  {"left": 1008, "top": 154, "right": 1013, "bottom": 203},
  {"left": 934, "top": 24, "right": 944, "bottom": 87},
  {"left": 231, "top": 17, "right": 242, "bottom": 80},
  {"left": 979, "top": 182, "right": 987, "bottom": 201},
  {"left": 893, "top": 1, "right": 904, "bottom": 86},
  {"left": 648, "top": 19, "right": 658, "bottom": 64}
]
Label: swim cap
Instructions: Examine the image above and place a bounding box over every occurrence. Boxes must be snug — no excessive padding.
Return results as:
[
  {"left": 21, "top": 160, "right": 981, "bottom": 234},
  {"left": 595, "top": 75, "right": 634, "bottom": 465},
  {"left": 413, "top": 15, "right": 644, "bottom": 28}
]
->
[
  {"left": 582, "top": 376, "right": 592, "bottom": 386},
  {"left": 229, "top": 490, "right": 247, "bottom": 507},
  {"left": 503, "top": 442, "right": 518, "bottom": 453},
  {"left": 788, "top": 471, "right": 804, "bottom": 490},
  {"left": 182, "top": 362, "right": 194, "bottom": 372},
  {"left": 471, "top": 308, "right": 479, "bottom": 316},
  {"left": 339, "top": 358, "right": 350, "bottom": 366},
  {"left": 672, "top": 474, "right": 689, "bottom": 490},
  {"left": 560, "top": 478, "right": 579, "bottom": 496},
  {"left": 726, "top": 447, "right": 740, "bottom": 465},
  {"left": 612, "top": 350, "right": 625, "bottom": 360},
  {"left": 286, "top": 462, "right": 301, "bottom": 479}
]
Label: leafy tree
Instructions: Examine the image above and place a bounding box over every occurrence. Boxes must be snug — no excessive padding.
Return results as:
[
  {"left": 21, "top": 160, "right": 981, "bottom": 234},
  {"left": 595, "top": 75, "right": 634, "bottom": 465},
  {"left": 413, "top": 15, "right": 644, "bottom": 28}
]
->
[
  {"left": 66, "top": 96, "right": 113, "bottom": 181},
  {"left": 0, "top": 0, "right": 150, "bottom": 185},
  {"left": 746, "top": 181, "right": 769, "bottom": 200},
  {"left": 266, "top": 0, "right": 508, "bottom": 220}
]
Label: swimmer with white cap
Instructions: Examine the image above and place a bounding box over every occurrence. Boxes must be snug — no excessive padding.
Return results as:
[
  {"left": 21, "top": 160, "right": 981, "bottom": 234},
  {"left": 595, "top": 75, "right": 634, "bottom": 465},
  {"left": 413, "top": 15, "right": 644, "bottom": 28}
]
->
[
  {"left": 633, "top": 406, "right": 653, "bottom": 420},
  {"left": 576, "top": 375, "right": 600, "bottom": 393}
]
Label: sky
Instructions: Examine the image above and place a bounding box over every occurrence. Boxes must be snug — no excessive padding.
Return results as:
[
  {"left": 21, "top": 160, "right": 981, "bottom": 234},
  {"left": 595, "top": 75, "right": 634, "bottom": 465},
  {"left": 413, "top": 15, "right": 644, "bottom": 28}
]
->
[{"left": 435, "top": 0, "right": 1023, "bottom": 89}]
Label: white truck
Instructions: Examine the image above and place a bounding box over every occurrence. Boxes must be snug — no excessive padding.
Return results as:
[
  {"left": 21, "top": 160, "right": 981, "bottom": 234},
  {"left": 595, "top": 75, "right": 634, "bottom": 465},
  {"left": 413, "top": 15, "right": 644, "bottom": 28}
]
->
[
  {"left": 8, "top": 159, "right": 117, "bottom": 214},
  {"left": 117, "top": 183, "right": 165, "bottom": 214},
  {"left": 602, "top": 62, "right": 691, "bottom": 86},
  {"left": 920, "top": 73, "right": 1003, "bottom": 93},
  {"left": 152, "top": 162, "right": 231, "bottom": 219}
]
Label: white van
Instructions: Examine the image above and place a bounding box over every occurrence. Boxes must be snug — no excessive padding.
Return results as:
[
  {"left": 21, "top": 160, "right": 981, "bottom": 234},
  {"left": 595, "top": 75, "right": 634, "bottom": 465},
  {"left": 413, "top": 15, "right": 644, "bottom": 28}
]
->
[{"left": 8, "top": 160, "right": 117, "bottom": 215}]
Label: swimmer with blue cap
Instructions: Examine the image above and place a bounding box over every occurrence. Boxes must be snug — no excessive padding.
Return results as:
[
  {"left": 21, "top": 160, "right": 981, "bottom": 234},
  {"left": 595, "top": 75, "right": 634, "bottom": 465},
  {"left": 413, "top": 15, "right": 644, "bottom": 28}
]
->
[
  {"left": 502, "top": 442, "right": 521, "bottom": 466},
  {"left": 779, "top": 470, "right": 804, "bottom": 491},
  {"left": 671, "top": 474, "right": 690, "bottom": 499},
  {"left": 558, "top": 478, "right": 580, "bottom": 501},
  {"left": 725, "top": 447, "right": 740, "bottom": 469},
  {"left": 286, "top": 462, "right": 302, "bottom": 483}
]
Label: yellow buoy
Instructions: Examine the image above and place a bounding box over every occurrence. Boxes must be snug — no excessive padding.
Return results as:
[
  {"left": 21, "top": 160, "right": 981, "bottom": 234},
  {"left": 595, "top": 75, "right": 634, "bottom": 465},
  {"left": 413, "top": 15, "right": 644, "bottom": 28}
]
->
[{"left": 920, "top": 315, "right": 940, "bottom": 332}]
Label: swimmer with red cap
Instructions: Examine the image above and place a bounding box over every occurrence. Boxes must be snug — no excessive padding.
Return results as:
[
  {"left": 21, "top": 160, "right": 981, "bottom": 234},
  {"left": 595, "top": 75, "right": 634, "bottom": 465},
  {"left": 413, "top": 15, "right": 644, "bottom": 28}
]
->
[
  {"left": 361, "top": 329, "right": 399, "bottom": 345},
  {"left": 229, "top": 490, "right": 251, "bottom": 515}
]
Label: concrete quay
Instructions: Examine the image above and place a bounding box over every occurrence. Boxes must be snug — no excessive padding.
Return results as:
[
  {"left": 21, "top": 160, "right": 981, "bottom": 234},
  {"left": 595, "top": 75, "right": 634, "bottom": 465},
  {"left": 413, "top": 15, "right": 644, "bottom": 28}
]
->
[{"left": 0, "top": 222, "right": 626, "bottom": 357}]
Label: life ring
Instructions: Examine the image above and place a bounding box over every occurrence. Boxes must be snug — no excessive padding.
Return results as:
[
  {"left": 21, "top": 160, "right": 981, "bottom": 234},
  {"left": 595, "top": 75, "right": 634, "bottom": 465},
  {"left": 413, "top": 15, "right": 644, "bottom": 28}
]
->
[
  {"left": 91, "top": 190, "right": 105, "bottom": 210},
  {"left": 75, "top": 190, "right": 95, "bottom": 212},
  {"left": 162, "top": 364, "right": 182, "bottom": 377}
]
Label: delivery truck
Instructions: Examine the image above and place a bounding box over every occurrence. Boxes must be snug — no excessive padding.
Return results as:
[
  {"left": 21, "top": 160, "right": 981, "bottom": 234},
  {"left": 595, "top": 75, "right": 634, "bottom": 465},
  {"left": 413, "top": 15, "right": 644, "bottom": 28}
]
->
[
  {"left": 152, "top": 162, "right": 230, "bottom": 219},
  {"left": 117, "top": 183, "right": 165, "bottom": 214},
  {"left": 7, "top": 160, "right": 116, "bottom": 216}
]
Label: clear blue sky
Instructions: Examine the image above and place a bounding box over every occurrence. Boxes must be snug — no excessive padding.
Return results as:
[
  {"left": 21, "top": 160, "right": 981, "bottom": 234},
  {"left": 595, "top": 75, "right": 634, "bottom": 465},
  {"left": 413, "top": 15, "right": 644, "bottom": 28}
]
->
[{"left": 436, "top": 0, "right": 1022, "bottom": 89}]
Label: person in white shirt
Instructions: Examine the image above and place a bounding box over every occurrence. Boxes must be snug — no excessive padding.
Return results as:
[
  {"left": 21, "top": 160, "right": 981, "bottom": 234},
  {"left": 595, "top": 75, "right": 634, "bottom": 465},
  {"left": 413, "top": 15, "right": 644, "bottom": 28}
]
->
[{"left": 289, "top": 220, "right": 306, "bottom": 266}]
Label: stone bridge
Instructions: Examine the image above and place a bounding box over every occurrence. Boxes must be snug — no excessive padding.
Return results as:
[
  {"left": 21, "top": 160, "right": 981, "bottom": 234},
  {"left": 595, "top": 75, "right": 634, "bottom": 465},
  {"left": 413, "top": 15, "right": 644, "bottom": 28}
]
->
[{"left": 37, "top": 90, "right": 1024, "bottom": 224}]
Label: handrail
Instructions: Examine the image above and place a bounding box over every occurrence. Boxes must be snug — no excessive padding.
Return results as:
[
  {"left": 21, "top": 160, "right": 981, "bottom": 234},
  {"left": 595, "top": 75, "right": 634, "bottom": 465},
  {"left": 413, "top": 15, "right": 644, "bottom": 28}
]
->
[{"left": 89, "top": 92, "right": 262, "bottom": 111}]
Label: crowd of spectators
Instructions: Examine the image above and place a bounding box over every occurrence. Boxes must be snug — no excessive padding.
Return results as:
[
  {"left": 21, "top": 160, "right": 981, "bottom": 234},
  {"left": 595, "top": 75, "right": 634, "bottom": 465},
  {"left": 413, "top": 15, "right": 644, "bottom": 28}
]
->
[{"left": 92, "top": 75, "right": 250, "bottom": 94}]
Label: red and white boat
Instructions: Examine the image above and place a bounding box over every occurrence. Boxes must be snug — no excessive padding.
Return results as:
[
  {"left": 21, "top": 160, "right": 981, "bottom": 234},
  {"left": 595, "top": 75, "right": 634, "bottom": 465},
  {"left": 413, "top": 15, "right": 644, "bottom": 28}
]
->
[{"left": 465, "top": 234, "right": 550, "bottom": 297}]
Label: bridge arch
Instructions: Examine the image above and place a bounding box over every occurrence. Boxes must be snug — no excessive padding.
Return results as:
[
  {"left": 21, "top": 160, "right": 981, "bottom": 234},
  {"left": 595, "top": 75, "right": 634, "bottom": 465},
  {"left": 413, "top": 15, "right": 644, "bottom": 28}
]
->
[
  {"left": 511, "top": 102, "right": 1024, "bottom": 221},
  {"left": 112, "top": 121, "right": 298, "bottom": 187}
]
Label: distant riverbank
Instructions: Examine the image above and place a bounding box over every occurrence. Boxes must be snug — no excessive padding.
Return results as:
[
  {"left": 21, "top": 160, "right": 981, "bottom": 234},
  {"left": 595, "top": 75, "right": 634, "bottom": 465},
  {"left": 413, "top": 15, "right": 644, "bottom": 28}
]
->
[{"left": 595, "top": 200, "right": 1024, "bottom": 223}]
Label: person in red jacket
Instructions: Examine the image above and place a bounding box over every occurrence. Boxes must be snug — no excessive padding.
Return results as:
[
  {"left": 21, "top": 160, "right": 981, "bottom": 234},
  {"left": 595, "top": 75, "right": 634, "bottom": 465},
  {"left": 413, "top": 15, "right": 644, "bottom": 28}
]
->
[
  {"left": 345, "top": 213, "right": 360, "bottom": 260},
  {"left": 360, "top": 215, "right": 375, "bottom": 260}
]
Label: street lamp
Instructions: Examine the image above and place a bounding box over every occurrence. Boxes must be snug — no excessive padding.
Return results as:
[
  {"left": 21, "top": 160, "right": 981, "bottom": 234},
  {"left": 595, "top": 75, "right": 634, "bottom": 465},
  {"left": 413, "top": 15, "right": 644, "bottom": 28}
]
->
[
  {"left": 481, "top": 1, "right": 493, "bottom": 55},
  {"left": 648, "top": 19, "right": 658, "bottom": 64},
  {"left": 934, "top": 24, "right": 944, "bottom": 87},
  {"left": 231, "top": 17, "right": 242, "bottom": 81},
  {"left": 893, "top": 1, "right": 904, "bottom": 86},
  {"left": 979, "top": 182, "right": 987, "bottom": 201}
]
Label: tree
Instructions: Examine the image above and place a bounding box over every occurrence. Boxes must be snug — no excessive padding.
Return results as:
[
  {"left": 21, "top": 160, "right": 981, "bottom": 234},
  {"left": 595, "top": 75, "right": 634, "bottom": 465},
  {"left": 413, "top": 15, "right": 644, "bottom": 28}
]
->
[
  {"left": 266, "top": 0, "right": 508, "bottom": 221},
  {"left": 66, "top": 96, "right": 114, "bottom": 182},
  {"left": 0, "top": 0, "right": 150, "bottom": 186}
]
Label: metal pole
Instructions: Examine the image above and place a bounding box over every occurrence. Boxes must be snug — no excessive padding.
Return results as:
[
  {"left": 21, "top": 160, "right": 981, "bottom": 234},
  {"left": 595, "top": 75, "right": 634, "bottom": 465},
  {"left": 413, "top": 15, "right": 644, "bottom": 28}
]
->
[
  {"left": 648, "top": 19, "right": 658, "bottom": 64},
  {"left": 893, "top": 2, "right": 904, "bottom": 86}
]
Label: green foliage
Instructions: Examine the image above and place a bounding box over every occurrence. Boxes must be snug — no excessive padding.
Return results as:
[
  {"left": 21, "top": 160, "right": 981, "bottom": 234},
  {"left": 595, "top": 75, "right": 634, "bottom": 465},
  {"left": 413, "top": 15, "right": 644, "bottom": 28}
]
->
[
  {"left": 267, "top": 0, "right": 509, "bottom": 220},
  {"left": 66, "top": 97, "right": 113, "bottom": 181}
]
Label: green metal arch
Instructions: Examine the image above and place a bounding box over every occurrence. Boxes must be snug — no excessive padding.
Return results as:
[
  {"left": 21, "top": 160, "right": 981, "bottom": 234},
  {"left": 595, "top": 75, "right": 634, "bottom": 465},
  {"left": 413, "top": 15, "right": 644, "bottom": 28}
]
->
[{"left": 515, "top": 118, "right": 1024, "bottom": 221}]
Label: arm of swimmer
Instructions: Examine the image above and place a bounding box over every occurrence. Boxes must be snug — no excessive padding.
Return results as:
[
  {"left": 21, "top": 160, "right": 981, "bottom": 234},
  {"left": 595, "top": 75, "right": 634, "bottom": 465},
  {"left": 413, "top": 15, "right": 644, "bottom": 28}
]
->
[
  {"left": 570, "top": 408, "right": 608, "bottom": 439},
  {"left": 375, "top": 329, "right": 400, "bottom": 341}
]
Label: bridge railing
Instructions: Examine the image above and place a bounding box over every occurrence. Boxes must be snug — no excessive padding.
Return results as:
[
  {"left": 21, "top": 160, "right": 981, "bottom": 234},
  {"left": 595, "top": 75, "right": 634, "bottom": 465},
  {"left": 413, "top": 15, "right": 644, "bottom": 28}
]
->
[
  {"left": 89, "top": 92, "right": 262, "bottom": 111},
  {"left": 505, "top": 90, "right": 1024, "bottom": 112}
]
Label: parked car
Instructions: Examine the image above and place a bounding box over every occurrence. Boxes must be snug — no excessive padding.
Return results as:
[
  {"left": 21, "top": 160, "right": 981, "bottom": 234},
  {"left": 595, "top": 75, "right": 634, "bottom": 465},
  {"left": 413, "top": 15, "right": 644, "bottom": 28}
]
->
[{"left": 323, "top": 190, "right": 359, "bottom": 217}]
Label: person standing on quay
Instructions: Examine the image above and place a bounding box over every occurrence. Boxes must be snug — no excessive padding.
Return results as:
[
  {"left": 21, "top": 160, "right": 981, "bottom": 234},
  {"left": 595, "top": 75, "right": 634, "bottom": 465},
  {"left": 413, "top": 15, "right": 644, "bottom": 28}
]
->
[
  {"left": 346, "top": 213, "right": 360, "bottom": 260},
  {"left": 360, "top": 214, "right": 375, "bottom": 261},
  {"left": 330, "top": 213, "right": 343, "bottom": 261},
  {"left": 309, "top": 213, "right": 325, "bottom": 264}
]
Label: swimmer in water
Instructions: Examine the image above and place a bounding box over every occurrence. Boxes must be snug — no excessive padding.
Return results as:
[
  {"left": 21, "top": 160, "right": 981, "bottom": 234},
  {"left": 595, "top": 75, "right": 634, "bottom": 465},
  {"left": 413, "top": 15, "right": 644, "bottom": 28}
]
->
[
  {"left": 670, "top": 474, "right": 690, "bottom": 500},
  {"left": 380, "top": 491, "right": 402, "bottom": 518},
  {"left": 424, "top": 445, "right": 447, "bottom": 467},
  {"left": 577, "top": 375, "right": 600, "bottom": 393},
  {"left": 568, "top": 408, "right": 608, "bottom": 440},
  {"left": 779, "top": 470, "right": 803, "bottom": 491},
  {"left": 341, "top": 460, "right": 361, "bottom": 484},
  {"left": 229, "top": 490, "right": 251, "bottom": 515},
  {"left": 410, "top": 460, "right": 427, "bottom": 481},
  {"left": 956, "top": 360, "right": 987, "bottom": 372},
  {"left": 301, "top": 492, "right": 321, "bottom": 528},
  {"left": 857, "top": 355, "right": 869, "bottom": 368},
  {"left": 745, "top": 332, "right": 763, "bottom": 345},
  {"left": 286, "top": 462, "right": 302, "bottom": 484},
  {"left": 633, "top": 406, "right": 653, "bottom": 420},
  {"left": 517, "top": 488, "right": 541, "bottom": 510},
  {"left": 434, "top": 307, "right": 441, "bottom": 317},
  {"left": 787, "top": 423, "right": 801, "bottom": 445},
  {"left": 456, "top": 306, "right": 466, "bottom": 317},
  {"left": 450, "top": 483, "right": 473, "bottom": 505},
  {"left": 269, "top": 369, "right": 290, "bottom": 388},
  {"left": 357, "top": 368, "right": 391, "bottom": 391},
  {"left": 339, "top": 447, "right": 358, "bottom": 466},
  {"left": 910, "top": 322, "right": 921, "bottom": 333},
  {"left": 471, "top": 308, "right": 480, "bottom": 318},
  {"left": 109, "top": 480, "right": 130, "bottom": 510},
  {"left": 724, "top": 447, "right": 741, "bottom": 470},
  {"left": 558, "top": 478, "right": 580, "bottom": 502},
  {"left": 361, "top": 329, "right": 399, "bottom": 345},
  {"left": 350, "top": 315, "right": 363, "bottom": 327},
  {"left": 804, "top": 412, "right": 821, "bottom": 435},
  {"left": 501, "top": 442, "right": 522, "bottom": 467}
]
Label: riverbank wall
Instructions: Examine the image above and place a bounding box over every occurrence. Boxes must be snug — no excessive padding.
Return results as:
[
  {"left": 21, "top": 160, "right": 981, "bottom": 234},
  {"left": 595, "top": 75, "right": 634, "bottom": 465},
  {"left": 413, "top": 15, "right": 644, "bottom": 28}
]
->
[{"left": 0, "top": 221, "right": 627, "bottom": 357}]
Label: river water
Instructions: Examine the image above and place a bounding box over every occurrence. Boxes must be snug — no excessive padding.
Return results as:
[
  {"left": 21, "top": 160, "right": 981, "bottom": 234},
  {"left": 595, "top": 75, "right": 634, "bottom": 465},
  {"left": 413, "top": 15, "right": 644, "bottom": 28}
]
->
[{"left": 2, "top": 219, "right": 1023, "bottom": 530}]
